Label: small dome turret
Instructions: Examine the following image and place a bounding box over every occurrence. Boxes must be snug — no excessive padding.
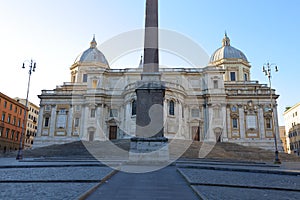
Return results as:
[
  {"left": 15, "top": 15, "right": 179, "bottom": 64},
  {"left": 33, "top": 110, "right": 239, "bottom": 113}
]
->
[
  {"left": 210, "top": 33, "right": 248, "bottom": 64},
  {"left": 74, "top": 36, "right": 109, "bottom": 67}
]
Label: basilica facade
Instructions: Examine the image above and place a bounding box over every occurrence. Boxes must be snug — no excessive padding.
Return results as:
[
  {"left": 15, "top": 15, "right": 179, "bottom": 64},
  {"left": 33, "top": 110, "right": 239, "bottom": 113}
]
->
[{"left": 34, "top": 34, "right": 281, "bottom": 151}]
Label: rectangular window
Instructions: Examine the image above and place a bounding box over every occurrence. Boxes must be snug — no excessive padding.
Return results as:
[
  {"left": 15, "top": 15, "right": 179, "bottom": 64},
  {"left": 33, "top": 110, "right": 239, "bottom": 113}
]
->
[
  {"left": 90, "top": 109, "right": 96, "bottom": 118},
  {"left": 14, "top": 106, "right": 17, "bottom": 113},
  {"left": 4, "top": 101, "right": 7, "bottom": 108},
  {"left": 11, "top": 130, "right": 15, "bottom": 140},
  {"left": 213, "top": 80, "right": 218, "bottom": 89},
  {"left": 7, "top": 115, "right": 11, "bottom": 123},
  {"left": 1, "top": 113, "right": 5, "bottom": 121},
  {"left": 9, "top": 104, "right": 12, "bottom": 110},
  {"left": 83, "top": 74, "right": 88, "bottom": 82},
  {"left": 232, "top": 118, "right": 238, "bottom": 129},
  {"left": 44, "top": 117, "right": 49, "bottom": 127},
  {"left": 74, "top": 118, "right": 80, "bottom": 128},
  {"left": 191, "top": 109, "right": 200, "bottom": 118},
  {"left": 45, "top": 105, "right": 51, "bottom": 111},
  {"left": 12, "top": 117, "right": 16, "bottom": 125},
  {"left": 244, "top": 73, "right": 248, "bottom": 81},
  {"left": 110, "top": 109, "right": 118, "bottom": 118},
  {"left": 230, "top": 72, "right": 236, "bottom": 81},
  {"left": 75, "top": 105, "right": 81, "bottom": 112},
  {"left": 17, "top": 119, "right": 21, "bottom": 127},
  {"left": 16, "top": 132, "right": 19, "bottom": 141},
  {"left": 0, "top": 127, "right": 3, "bottom": 137},
  {"left": 5, "top": 128, "right": 9, "bottom": 138},
  {"left": 266, "top": 118, "right": 272, "bottom": 129}
]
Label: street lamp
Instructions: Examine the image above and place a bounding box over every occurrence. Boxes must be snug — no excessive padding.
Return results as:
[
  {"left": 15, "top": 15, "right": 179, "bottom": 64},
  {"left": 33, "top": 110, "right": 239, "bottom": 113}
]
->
[
  {"left": 262, "top": 62, "right": 281, "bottom": 164},
  {"left": 16, "top": 59, "right": 36, "bottom": 160}
]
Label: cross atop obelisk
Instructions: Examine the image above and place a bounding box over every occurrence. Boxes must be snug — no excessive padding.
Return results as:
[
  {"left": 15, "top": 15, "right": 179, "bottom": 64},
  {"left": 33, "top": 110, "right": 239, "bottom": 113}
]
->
[{"left": 142, "top": 0, "right": 160, "bottom": 81}]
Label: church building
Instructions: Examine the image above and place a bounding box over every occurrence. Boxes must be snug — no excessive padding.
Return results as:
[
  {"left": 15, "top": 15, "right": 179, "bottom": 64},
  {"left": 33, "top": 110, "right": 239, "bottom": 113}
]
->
[{"left": 34, "top": 34, "right": 281, "bottom": 151}]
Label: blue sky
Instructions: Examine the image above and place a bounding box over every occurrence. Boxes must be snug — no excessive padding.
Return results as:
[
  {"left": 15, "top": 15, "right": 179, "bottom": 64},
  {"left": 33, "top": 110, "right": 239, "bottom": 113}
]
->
[{"left": 0, "top": 0, "right": 299, "bottom": 125}]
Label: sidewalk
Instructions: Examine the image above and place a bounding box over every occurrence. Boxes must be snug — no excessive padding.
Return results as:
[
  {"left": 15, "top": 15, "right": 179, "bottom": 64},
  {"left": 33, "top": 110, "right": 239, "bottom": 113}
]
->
[{"left": 85, "top": 165, "right": 199, "bottom": 200}]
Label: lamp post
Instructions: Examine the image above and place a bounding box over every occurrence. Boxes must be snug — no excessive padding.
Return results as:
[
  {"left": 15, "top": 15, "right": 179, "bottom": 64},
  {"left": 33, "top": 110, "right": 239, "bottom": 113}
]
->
[
  {"left": 16, "top": 60, "right": 36, "bottom": 160},
  {"left": 262, "top": 62, "right": 281, "bottom": 164}
]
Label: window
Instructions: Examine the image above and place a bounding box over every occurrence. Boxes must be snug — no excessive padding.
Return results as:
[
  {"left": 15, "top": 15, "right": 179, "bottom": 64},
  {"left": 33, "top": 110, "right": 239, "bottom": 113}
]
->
[
  {"left": 7, "top": 115, "right": 11, "bottom": 123},
  {"left": 191, "top": 109, "right": 200, "bottom": 118},
  {"left": 75, "top": 105, "right": 81, "bottom": 112},
  {"left": 74, "top": 118, "right": 80, "bottom": 128},
  {"left": 169, "top": 100, "right": 175, "bottom": 116},
  {"left": 266, "top": 118, "right": 272, "bottom": 129},
  {"left": 45, "top": 105, "right": 51, "bottom": 111},
  {"left": 44, "top": 117, "right": 50, "bottom": 127},
  {"left": 213, "top": 80, "right": 218, "bottom": 89},
  {"left": 230, "top": 72, "right": 236, "bottom": 81},
  {"left": 83, "top": 74, "right": 88, "bottom": 82},
  {"left": 14, "top": 106, "right": 17, "bottom": 113},
  {"left": 131, "top": 100, "right": 136, "bottom": 116},
  {"left": 17, "top": 119, "right": 21, "bottom": 127},
  {"left": 4, "top": 101, "right": 7, "bottom": 108},
  {"left": 110, "top": 109, "right": 118, "bottom": 118},
  {"left": 11, "top": 130, "right": 15, "bottom": 140},
  {"left": 0, "top": 127, "right": 3, "bottom": 137},
  {"left": 244, "top": 73, "right": 248, "bottom": 81},
  {"left": 9, "top": 104, "right": 12, "bottom": 110},
  {"left": 5, "top": 129, "right": 9, "bottom": 138},
  {"left": 12, "top": 117, "right": 16, "bottom": 125},
  {"left": 90, "top": 109, "right": 96, "bottom": 118},
  {"left": 231, "top": 106, "right": 237, "bottom": 112},
  {"left": 16, "top": 132, "right": 19, "bottom": 141},
  {"left": 1, "top": 113, "right": 5, "bottom": 121},
  {"left": 232, "top": 118, "right": 238, "bottom": 129}
]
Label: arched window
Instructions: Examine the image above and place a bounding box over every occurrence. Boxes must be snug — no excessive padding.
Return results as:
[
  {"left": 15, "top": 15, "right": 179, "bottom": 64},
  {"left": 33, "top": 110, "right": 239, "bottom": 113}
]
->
[
  {"left": 131, "top": 100, "right": 136, "bottom": 116},
  {"left": 169, "top": 100, "right": 175, "bottom": 116}
]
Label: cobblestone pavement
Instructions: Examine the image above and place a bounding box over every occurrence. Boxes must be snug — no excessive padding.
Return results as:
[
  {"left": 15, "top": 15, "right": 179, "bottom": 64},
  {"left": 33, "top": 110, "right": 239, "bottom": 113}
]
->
[
  {"left": 177, "top": 161, "right": 300, "bottom": 200},
  {"left": 0, "top": 159, "right": 114, "bottom": 200},
  {"left": 0, "top": 157, "right": 300, "bottom": 200}
]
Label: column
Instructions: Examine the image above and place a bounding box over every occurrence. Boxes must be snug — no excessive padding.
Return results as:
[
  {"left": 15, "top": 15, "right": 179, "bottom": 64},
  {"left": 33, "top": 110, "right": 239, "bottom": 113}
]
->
[
  {"left": 67, "top": 105, "right": 73, "bottom": 137},
  {"left": 239, "top": 107, "right": 245, "bottom": 139},
  {"left": 49, "top": 105, "right": 57, "bottom": 137},
  {"left": 258, "top": 106, "right": 265, "bottom": 139},
  {"left": 37, "top": 106, "right": 44, "bottom": 137}
]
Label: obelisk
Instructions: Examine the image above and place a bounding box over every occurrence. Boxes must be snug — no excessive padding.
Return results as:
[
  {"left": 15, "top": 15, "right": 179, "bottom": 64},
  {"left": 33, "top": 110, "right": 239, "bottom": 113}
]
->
[{"left": 130, "top": 0, "right": 169, "bottom": 162}]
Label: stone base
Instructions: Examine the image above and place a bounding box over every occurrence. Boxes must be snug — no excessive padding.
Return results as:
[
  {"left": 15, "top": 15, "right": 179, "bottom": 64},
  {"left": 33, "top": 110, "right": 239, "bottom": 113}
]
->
[{"left": 129, "top": 137, "right": 169, "bottom": 163}]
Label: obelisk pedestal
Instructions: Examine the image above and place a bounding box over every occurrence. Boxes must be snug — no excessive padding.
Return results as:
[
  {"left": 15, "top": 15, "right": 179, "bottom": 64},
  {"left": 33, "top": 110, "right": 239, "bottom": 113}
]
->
[{"left": 129, "top": 0, "right": 169, "bottom": 163}]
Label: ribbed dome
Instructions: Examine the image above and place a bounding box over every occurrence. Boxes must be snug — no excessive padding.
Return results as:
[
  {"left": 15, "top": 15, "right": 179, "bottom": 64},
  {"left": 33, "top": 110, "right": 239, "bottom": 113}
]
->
[
  {"left": 210, "top": 34, "right": 248, "bottom": 63},
  {"left": 74, "top": 36, "right": 109, "bottom": 66}
]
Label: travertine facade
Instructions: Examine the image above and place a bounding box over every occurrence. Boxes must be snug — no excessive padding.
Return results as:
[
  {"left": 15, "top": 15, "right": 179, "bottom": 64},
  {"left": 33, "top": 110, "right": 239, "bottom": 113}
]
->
[{"left": 34, "top": 35, "right": 282, "bottom": 151}]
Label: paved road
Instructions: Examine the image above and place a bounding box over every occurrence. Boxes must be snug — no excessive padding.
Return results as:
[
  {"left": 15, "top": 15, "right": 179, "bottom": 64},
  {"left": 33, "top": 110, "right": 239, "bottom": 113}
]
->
[
  {"left": 86, "top": 165, "right": 199, "bottom": 200},
  {"left": 1, "top": 158, "right": 300, "bottom": 200}
]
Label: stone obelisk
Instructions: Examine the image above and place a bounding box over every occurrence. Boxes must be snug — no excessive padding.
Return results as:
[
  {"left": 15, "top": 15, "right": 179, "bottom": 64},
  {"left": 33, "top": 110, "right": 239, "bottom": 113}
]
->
[{"left": 130, "top": 0, "right": 169, "bottom": 162}]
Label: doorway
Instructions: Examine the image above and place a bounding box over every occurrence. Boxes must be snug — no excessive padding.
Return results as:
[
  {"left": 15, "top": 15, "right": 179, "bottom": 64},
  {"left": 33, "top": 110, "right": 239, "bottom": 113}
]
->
[
  {"left": 88, "top": 131, "right": 95, "bottom": 142},
  {"left": 192, "top": 126, "right": 200, "bottom": 141},
  {"left": 109, "top": 126, "right": 117, "bottom": 140}
]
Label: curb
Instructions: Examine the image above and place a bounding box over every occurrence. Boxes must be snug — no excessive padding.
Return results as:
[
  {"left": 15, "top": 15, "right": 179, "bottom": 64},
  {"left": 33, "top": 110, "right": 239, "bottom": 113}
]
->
[
  {"left": 176, "top": 168, "right": 205, "bottom": 200},
  {"left": 77, "top": 169, "right": 119, "bottom": 200},
  {"left": 177, "top": 165, "right": 300, "bottom": 176},
  {"left": 177, "top": 168, "right": 300, "bottom": 193}
]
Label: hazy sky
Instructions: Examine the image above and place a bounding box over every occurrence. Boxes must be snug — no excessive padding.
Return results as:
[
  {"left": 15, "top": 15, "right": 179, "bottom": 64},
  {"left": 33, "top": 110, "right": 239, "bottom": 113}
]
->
[{"left": 0, "top": 0, "right": 299, "bottom": 125}]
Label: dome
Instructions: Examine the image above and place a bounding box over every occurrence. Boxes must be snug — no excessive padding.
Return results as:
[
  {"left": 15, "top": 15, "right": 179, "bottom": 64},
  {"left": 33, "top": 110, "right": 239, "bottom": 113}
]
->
[
  {"left": 74, "top": 36, "right": 109, "bottom": 66},
  {"left": 210, "top": 34, "right": 248, "bottom": 63}
]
